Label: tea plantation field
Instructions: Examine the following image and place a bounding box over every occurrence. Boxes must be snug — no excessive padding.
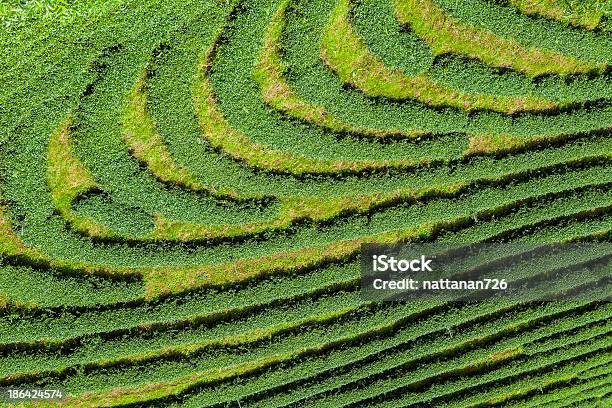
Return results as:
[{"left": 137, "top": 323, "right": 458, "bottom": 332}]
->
[{"left": 0, "top": 0, "right": 611, "bottom": 406}]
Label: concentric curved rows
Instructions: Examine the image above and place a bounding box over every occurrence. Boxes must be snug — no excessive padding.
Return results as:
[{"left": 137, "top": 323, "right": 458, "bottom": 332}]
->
[{"left": 0, "top": 0, "right": 610, "bottom": 406}]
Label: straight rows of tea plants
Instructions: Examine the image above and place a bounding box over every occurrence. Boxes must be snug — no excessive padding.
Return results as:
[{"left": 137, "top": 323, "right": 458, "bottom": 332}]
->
[
  {"left": 4, "top": 152, "right": 611, "bottom": 297},
  {"left": 3, "top": 204, "right": 609, "bottom": 387},
  {"left": 2, "top": 232, "right": 609, "bottom": 403},
  {"left": 15, "top": 299, "right": 610, "bottom": 406},
  {"left": 3, "top": 226, "right": 609, "bottom": 378},
  {"left": 2, "top": 214, "right": 608, "bottom": 404}
]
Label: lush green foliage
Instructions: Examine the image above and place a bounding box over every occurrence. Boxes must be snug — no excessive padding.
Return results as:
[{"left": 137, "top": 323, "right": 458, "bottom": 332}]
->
[{"left": 0, "top": 0, "right": 610, "bottom": 406}]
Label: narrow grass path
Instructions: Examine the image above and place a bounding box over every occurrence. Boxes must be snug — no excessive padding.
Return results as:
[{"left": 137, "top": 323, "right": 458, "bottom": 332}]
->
[
  {"left": 321, "top": 0, "right": 558, "bottom": 112},
  {"left": 504, "top": 0, "right": 611, "bottom": 29},
  {"left": 394, "top": 0, "right": 606, "bottom": 77}
]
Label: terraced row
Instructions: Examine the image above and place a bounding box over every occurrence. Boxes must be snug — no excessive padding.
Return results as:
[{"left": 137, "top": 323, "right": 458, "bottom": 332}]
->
[
  {"left": 2, "top": 202, "right": 609, "bottom": 405},
  {"left": 27, "top": 301, "right": 611, "bottom": 406}
]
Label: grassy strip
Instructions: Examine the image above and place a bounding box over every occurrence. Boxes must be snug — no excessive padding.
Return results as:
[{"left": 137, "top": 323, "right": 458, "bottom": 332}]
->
[
  {"left": 21, "top": 301, "right": 608, "bottom": 407},
  {"left": 504, "top": 373, "right": 612, "bottom": 408},
  {"left": 321, "top": 0, "right": 557, "bottom": 113},
  {"left": 254, "top": 0, "right": 427, "bottom": 138},
  {"left": 149, "top": 193, "right": 401, "bottom": 242},
  {"left": 505, "top": 0, "right": 610, "bottom": 30},
  {"left": 0, "top": 206, "right": 140, "bottom": 281},
  {"left": 394, "top": 0, "right": 605, "bottom": 77},
  {"left": 23, "top": 356, "right": 281, "bottom": 408},
  {"left": 0, "top": 294, "right": 38, "bottom": 313},
  {"left": 373, "top": 340, "right": 611, "bottom": 408},
  {"left": 194, "top": 26, "right": 431, "bottom": 176},
  {"left": 124, "top": 74, "right": 216, "bottom": 195},
  {"left": 46, "top": 119, "right": 117, "bottom": 239},
  {"left": 5, "top": 155, "right": 610, "bottom": 300},
  {"left": 466, "top": 133, "right": 531, "bottom": 155},
  {"left": 464, "top": 128, "right": 612, "bottom": 156},
  {"left": 228, "top": 304, "right": 610, "bottom": 408},
  {"left": 144, "top": 160, "right": 612, "bottom": 296}
]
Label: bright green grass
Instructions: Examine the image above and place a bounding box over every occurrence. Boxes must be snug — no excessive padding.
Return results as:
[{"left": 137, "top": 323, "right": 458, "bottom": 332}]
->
[
  {"left": 503, "top": 0, "right": 612, "bottom": 30},
  {"left": 174, "top": 305, "right": 610, "bottom": 407},
  {"left": 394, "top": 0, "right": 604, "bottom": 77},
  {"left": 281, "top": 0, "right": 612, "bottom": 138},
  {"left": 353, "top": 0, "right": 612, "bottom": 103},
  {"left": 433, "top": 0, "right": 612, "bottom": 64}
]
